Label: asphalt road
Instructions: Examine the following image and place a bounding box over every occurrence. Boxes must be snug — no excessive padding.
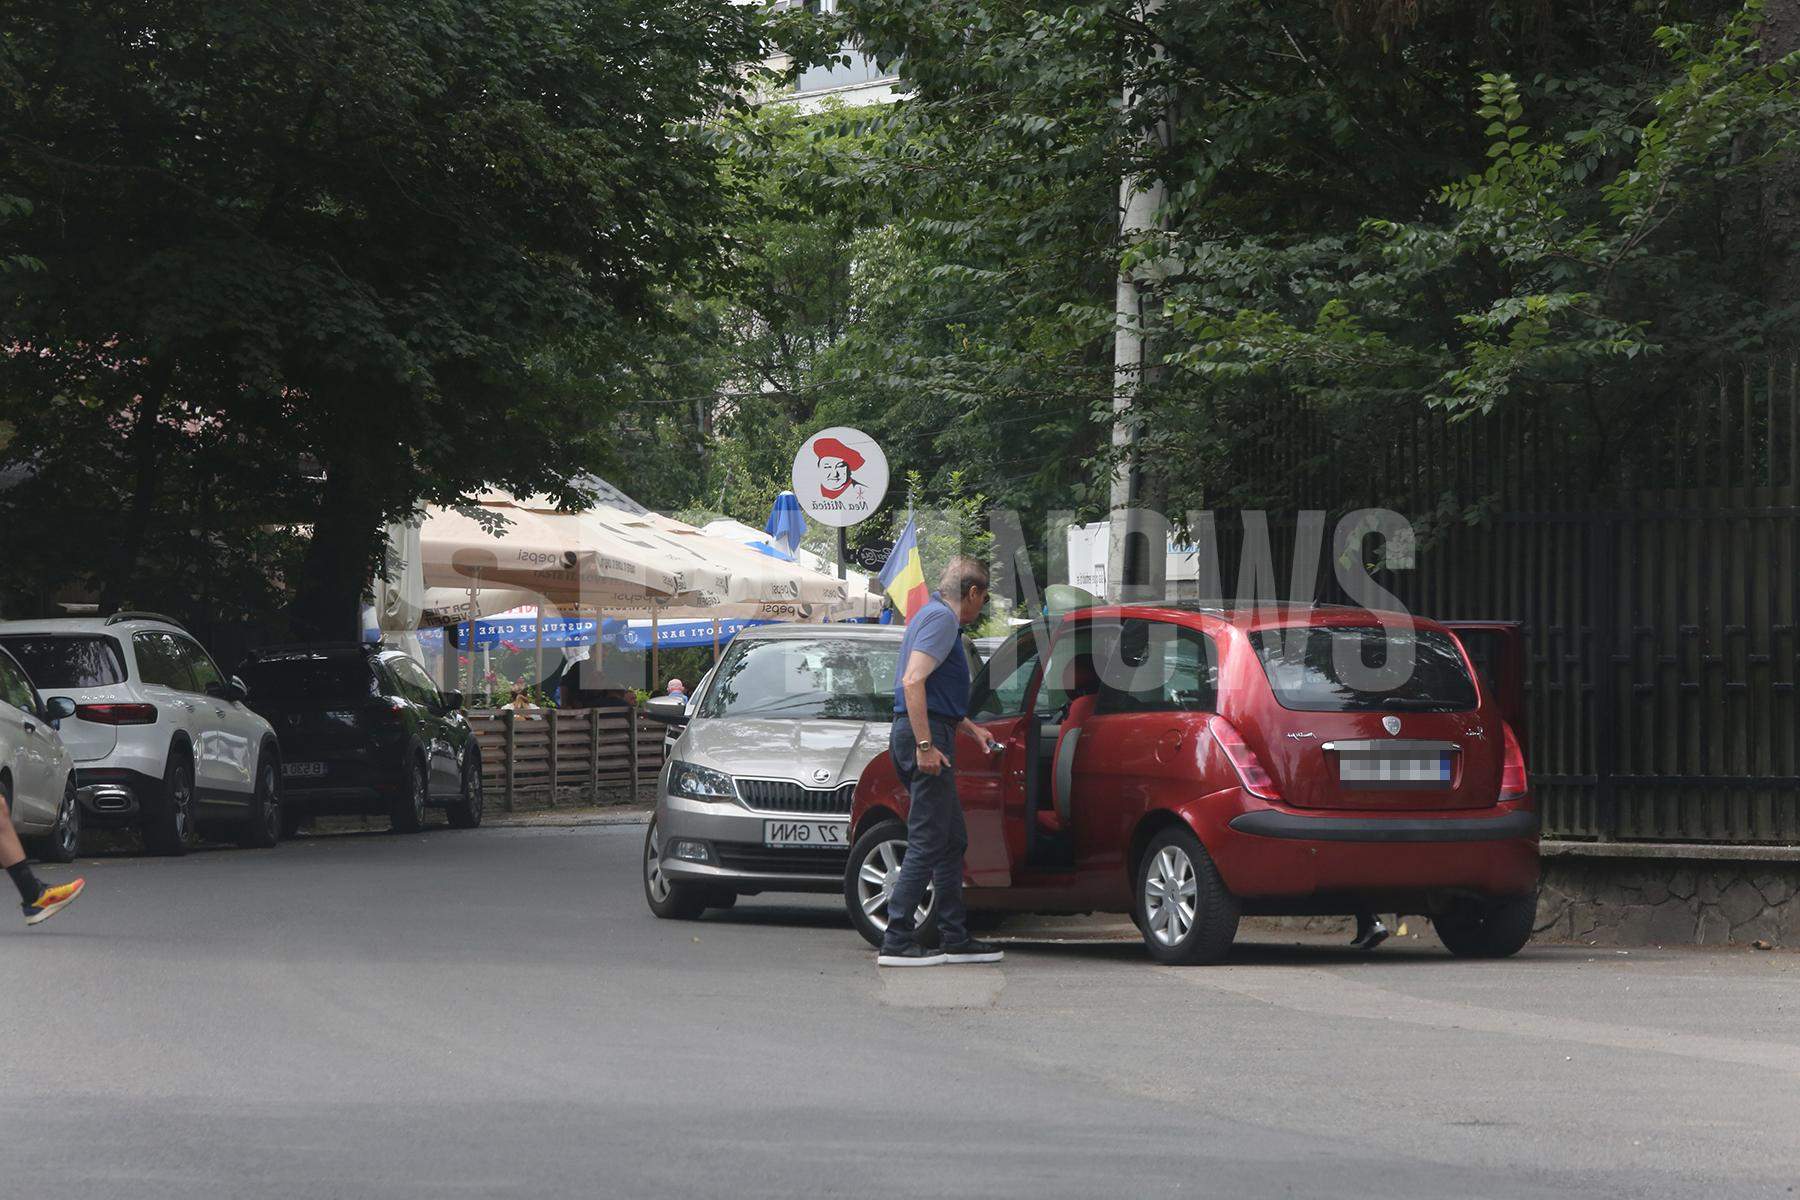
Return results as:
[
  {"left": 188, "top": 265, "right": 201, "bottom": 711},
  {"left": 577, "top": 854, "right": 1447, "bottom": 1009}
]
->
[{"left": 3, "top": 822, "right": 1798, "bottom": 1200}]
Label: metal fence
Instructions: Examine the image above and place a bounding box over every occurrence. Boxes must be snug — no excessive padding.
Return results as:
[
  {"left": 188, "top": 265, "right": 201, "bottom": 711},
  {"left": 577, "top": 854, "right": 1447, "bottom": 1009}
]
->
[{"left": 1207, "top": 357, "right": 1799, "bottom": 844}]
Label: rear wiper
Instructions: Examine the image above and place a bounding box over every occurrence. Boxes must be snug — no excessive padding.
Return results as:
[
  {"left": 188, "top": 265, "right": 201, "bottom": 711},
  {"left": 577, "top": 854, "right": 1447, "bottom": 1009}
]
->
[{"left": 1377, "top": 698, "right": 1459, "bottom": 711}]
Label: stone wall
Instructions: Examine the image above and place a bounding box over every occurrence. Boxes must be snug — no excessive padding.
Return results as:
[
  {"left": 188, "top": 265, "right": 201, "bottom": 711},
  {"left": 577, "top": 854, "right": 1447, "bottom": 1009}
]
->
[{"left": 1536, "top": 847, "right": 1800, "bottom": 948}]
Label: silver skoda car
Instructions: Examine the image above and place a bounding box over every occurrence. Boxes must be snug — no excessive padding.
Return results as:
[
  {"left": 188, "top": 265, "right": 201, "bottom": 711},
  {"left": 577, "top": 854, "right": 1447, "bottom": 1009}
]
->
[{"left": 642, "top": 623, "right": 902, "bottom": 919}]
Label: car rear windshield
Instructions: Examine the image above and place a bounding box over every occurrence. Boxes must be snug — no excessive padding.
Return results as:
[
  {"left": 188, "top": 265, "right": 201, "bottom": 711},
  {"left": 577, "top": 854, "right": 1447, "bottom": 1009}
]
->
[
  {"left": 1250, "top": 626, "right": 1478, "bottom": 713},
  {"left": 0, "top": 635, "right": 127, "bottom": 687},
  {"left": 240, "top": 654, "right": 377, "bottom": 702},
  {"left": 699, "top": 637, "right": 899, "bottom": 721}
]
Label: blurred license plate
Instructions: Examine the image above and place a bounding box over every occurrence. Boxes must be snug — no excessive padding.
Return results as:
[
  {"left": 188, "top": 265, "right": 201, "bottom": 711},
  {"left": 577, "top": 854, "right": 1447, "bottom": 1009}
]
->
[
  {"left": 762, "top": 820, "right": 846, "bottom": 849},
  {"left": 283, "top": 761, "right": 327, "bottom": 778},
  {"left": 1339, "top": 753, "right": 1452, "bottom": 787}
]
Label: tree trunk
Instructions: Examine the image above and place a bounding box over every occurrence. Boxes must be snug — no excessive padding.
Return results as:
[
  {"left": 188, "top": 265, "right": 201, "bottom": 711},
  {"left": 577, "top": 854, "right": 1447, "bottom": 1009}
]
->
[
  {"left": 99, "top": 364, "right": 172, "bottom": 615},
  {"left": 288, "top": 454, "right": 389, "bottom": 641},
  {"left": 1762, "top": 0, "right": 1800, "bottom": 330}
]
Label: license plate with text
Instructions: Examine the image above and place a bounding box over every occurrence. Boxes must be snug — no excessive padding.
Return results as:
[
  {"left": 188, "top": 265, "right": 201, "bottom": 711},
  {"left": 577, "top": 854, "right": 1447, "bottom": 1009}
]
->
[
  {"left": 283, "top": 761, "right": 327, "bottom": 778},
  {"left": 762, "top": 820, "right": 847, "bottom": 849}
]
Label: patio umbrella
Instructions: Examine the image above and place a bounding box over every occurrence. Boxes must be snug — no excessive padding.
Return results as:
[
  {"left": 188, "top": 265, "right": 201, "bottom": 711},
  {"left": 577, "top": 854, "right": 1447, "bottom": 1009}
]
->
[
  {"left": 416, "top": 495, "right": 692, "bottom": 610},
  {"left": 764, "top": 491, "right": 808, "bottom": 556}
]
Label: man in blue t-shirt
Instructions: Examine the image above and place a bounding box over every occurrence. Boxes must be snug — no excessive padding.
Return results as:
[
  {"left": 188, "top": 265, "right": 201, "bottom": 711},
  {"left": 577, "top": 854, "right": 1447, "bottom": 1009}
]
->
[{"left": 877, "top": 555, "right": 1005, "bottom": 967}]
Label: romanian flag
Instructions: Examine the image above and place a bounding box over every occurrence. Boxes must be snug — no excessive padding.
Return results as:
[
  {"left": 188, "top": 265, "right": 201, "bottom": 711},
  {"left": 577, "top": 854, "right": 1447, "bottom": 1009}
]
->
[{"left": 878, "top": 515, "right": 930, "bottom": 621}]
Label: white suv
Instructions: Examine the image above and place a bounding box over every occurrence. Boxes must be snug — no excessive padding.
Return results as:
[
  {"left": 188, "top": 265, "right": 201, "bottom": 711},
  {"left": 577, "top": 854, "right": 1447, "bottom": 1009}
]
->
[{"left": 0, "top": 613, "right": 283, "bottom": 854}]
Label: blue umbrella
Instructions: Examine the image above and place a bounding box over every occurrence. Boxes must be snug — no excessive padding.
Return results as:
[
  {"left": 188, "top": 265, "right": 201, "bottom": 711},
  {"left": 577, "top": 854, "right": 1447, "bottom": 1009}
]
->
[{"left": 764, "top": 491, "right": 808, "bottom": 556}]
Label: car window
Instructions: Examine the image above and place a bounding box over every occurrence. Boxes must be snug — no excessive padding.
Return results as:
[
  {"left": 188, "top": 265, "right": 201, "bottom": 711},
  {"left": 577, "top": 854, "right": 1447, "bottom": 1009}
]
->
[
  {"left": 1095, "top": 620, "right": 1218, "bottom": 714},
  {"left": 241, "top": 654, "right": 378, "bottom": 702},
  {"left": 970, "top": 628, "right": 1041, "bottom": 719},
  {"left": 388, "top": 657, "right": 441, "bottom": 707},
  {"left": 1250, "top": 625, "right": 1478, "bottom": 713},
  {"left": 175, "top": 637, "right": 225, "bottom": 693},
  {"left": 0, "top": 650, "right": 39, "bottom": 714},
  {"left": 697, "top": 637, "right": 898, "bottom": 721},
  {"left": 0, "top": 636, "right": 127, "bottom": 687},
  {"left": 134, "top": 631, "right": 195, "bottom": 690}
]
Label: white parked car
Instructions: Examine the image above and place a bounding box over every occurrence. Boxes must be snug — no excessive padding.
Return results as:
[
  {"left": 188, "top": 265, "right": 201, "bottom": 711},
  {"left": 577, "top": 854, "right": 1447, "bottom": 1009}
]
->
[
  {"left": 640, "top": 624, "right": 904, "bottom": 919},
  {"left": 0, "top": 613, "right": 283, "bottom": 854},
  {"left": 0, "top": 643, "right": 80, "bottom": 862}
]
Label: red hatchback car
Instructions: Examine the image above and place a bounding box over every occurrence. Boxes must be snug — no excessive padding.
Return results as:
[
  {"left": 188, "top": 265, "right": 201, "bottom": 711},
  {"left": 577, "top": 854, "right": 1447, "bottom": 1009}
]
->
[{"left": 843, "top": 604, "right": 1538, "bottom": 964}]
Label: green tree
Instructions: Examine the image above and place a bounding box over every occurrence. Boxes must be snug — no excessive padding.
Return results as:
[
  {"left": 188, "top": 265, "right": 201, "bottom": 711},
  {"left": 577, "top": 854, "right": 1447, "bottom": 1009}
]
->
[{"left": 1, "top": 0, "right": 803, "bottom": 634}]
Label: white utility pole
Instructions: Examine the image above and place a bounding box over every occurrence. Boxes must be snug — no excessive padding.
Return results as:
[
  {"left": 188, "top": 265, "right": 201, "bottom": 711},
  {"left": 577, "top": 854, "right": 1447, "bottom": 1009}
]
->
[{"left": 1108, "top": 0, "right": 1170, "bottom": 604}]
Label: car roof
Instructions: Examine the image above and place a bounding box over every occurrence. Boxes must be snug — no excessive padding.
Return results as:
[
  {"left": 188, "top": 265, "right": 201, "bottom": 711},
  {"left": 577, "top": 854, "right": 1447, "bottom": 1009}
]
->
[
  {"left": 0, "top": 616, "right": 179, "bottom": 636},
  {"left": 734, "top": 623, "right": 905, "bottom": 642},
  {"left": 1053, "top": 603, "right": 1457, "bottom": 637}
]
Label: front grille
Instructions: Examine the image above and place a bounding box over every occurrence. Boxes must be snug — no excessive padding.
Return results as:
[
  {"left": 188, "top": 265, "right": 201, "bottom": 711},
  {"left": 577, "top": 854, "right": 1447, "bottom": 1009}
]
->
[
  {"left": 735, "top": 777, "right": 856, "bottom": 814},
  {"left": 714, "top": 845, "right": 850, "bottom": 876}
]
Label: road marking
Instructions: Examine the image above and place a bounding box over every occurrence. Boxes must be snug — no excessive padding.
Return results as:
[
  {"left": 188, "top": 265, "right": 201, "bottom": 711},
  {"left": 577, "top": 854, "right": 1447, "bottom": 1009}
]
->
[
  {"left": 880, "top": 968, "right": 1007, "bottom": 1009},
  {"left": 1186, "top": 967, "right": 1800, "bottom": 1075}
]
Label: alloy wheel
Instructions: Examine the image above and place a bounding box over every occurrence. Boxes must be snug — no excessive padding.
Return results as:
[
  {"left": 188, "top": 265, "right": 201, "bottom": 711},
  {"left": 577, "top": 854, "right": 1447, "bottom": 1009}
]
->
[
  {"left": 1144, "top": 844, "right": 1198, "bottom": 948},
  {"left": 466, "top": 763, "right": 484, "bottom": 820},
  {"left": 411, "top": 764, "right": 427, "bottom": 824},
  {"left": 56, "top": 785, "right": 80, "bottom": 859},
  {"left": 645, "top": 823, "right": 671, "bottom": 904},
  {"left": 855, "top": 837, "right": 933, "bottom": 934},
  {"left": 170, "top": 770, "right": 193, "bottom": 841},
  {"left": 261, "top": 765, "right": 281, "bottom": 843}
]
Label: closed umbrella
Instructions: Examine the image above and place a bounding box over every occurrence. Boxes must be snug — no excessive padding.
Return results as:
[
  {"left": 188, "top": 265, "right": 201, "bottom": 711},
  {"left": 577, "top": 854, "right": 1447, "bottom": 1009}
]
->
[{"left": 764, "top": 491, "right": 808, "bottom": 556}]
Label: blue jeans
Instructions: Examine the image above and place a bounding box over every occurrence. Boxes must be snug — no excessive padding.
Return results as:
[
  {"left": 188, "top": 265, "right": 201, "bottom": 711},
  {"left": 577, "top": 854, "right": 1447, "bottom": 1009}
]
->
[{"left": 883, "top": 716, "right": 968, "bottom": 951}]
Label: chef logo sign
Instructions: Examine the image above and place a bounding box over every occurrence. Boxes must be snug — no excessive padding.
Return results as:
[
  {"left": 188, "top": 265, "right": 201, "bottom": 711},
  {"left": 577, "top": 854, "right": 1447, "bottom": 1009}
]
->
[{"left": 791, "top": 426, "right": 888, "bottom": 528}]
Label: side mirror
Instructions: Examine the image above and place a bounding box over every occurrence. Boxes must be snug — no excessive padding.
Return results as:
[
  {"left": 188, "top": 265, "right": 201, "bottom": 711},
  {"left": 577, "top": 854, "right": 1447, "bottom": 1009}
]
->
[
  {"left": 640, "top": 695, "right": 690, "bottom": 726},
  {"left": 206, "top": 676, "right": 248, "bottom": 705},
  {"left": 440, "top": 689, "right": 464, "bottom": 711},
  {"left": 206, "top": 678, "right": 248, "bottom": 703},
  {"left": 44, "top": 695, "right": 77, "bottom": 722}
]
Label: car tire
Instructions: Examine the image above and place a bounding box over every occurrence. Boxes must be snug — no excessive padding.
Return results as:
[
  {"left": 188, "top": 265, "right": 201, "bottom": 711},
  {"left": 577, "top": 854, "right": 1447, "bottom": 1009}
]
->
[
  {"left": 1133, "top": 825, "right": 1239, "bottom": 965},
  {"left": 445, "top": 754, "right": 484, "bottom": 829},
  {"left": 35, "top": 776, "right": 82, "bottom": 864},
  {"left": 844, "top": 818, "right": 938, "bottom": 950},
  {"left": 643, "top": 819, "right": 708, "bottom": 920},
  {"left": 390, "top": 755, "right": 427, "bottom": 833},
  {"left": 237, "top": 753, "right": 283, "bottom": 849},
  {"left": 1434, "top": 892, "right": 1537, "bottom": 958},
  {"left": 143, "top": 753, "right": 195, "bottom": 856}
]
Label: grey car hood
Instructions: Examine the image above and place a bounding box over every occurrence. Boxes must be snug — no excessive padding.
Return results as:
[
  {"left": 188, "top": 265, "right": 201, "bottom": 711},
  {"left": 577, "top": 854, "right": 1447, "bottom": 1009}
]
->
[{"left": 678, "top": 716, "right": 889, "bottom": 789}]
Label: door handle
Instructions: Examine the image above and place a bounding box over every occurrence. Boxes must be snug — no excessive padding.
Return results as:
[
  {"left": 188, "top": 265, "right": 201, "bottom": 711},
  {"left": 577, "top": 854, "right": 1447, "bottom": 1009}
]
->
[
  {"left": 214, "top": 707, "right": 227, "bottom": 718},
  {"left": 22, "top": 720, "right": 35, "bottom": 734}
]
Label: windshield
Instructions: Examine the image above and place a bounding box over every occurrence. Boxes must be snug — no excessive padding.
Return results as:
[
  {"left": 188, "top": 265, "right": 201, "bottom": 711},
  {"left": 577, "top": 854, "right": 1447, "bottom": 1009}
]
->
[
  {"left": 698, "top": 637, "right": 898, "bottom": 721},
  {"left": 0, "top": 635, "right": 127, "bottom": 688},
  {"left": 240, "top": 654, "right": 377, "bottom": 703},
  {"left": 1251, "top": 626, "right": 1478, "bottom": 713}
]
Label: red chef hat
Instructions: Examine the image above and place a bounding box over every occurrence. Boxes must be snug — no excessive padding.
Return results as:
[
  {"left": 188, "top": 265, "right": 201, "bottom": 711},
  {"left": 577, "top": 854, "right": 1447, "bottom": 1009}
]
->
[{"left": 813, "top": 436, "right": 865, "bottom": 471}]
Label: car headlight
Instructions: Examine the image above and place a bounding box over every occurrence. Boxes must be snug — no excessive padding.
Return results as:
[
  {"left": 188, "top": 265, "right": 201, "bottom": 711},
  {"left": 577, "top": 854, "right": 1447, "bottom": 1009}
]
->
[{"left": 667, "top": 760, "right": 735, "bottom": 802}]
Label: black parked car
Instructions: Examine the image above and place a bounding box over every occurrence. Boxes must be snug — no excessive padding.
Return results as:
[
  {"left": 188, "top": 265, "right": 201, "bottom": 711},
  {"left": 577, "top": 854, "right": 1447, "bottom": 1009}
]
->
[{"left": 236, "top": 644, "right": 483, "bottom": 835}]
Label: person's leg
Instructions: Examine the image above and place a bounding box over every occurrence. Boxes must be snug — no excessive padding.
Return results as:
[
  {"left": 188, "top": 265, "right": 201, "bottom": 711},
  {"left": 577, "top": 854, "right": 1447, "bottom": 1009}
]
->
[
  {"left": 928, "top": 730, "right": 969, "bottom": 949},
  {"left": 883, "top": 720, "right": 946, "bottom": 952},
  {"left": 1, "top": 793, "right": 44, "bottom": 902},
  {"left": 2, "top": 789, "right": 85, "bottom": 925},
  {"left": 1352, "top": 911, "right": 1389, "bottom": 949}
]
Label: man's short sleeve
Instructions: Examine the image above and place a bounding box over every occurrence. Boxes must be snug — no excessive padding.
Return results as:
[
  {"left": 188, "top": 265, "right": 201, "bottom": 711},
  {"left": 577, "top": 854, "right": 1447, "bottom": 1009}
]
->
[{"left": 909, "top": 605, "right": 959, "bottom": 666}]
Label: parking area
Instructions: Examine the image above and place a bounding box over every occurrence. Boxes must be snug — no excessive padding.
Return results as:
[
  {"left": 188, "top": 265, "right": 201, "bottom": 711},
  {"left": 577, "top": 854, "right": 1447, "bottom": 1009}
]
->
[{"left": 3, "top": 821, "right": 1797, "bottom": 1199}]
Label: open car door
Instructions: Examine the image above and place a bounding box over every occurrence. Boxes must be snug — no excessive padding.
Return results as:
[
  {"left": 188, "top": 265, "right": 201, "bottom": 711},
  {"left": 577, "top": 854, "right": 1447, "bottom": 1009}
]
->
[{"left": 1445, "top": 621, "right": 1528, "bottom": 754}]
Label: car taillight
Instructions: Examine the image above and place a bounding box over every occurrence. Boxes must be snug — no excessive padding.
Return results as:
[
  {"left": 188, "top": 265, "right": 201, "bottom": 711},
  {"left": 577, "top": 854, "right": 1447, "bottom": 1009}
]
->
[
  {"left": 1500, "top": 722, "right": 1529, "bottom": 800},
  {"left": 368, "top": 696, "right": 406, "bottom": 721},
  {"left": 75, "top": 703, "right": 158, "bottom": 725},
  {"left": 1208, "top": 716, "right": 1282, "bottom": 801}
]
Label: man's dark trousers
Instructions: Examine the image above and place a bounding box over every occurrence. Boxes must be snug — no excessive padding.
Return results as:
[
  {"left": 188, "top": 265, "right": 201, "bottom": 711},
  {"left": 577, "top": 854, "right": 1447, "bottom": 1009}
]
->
[{"left": 882, "top": 715, "right": 969, "bottom": 951}]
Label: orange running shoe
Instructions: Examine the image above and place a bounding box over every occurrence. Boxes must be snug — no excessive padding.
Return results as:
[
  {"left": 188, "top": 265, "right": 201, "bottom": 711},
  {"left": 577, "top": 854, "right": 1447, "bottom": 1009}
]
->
[{"left": 23, "top": 878, "right": 85, "bottom": 926}]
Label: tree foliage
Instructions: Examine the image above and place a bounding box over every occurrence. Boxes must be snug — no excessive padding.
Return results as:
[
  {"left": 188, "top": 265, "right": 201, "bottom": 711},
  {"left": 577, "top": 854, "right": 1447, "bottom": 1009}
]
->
[{"left": 0, "top": 0, "right": 803, "bottom": 633}]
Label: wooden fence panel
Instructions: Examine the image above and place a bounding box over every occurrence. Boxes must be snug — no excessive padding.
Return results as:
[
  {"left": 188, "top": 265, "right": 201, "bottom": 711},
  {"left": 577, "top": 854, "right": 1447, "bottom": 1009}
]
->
[{"left": 469, "top": 706, "right": 664, "bottom": 804}]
